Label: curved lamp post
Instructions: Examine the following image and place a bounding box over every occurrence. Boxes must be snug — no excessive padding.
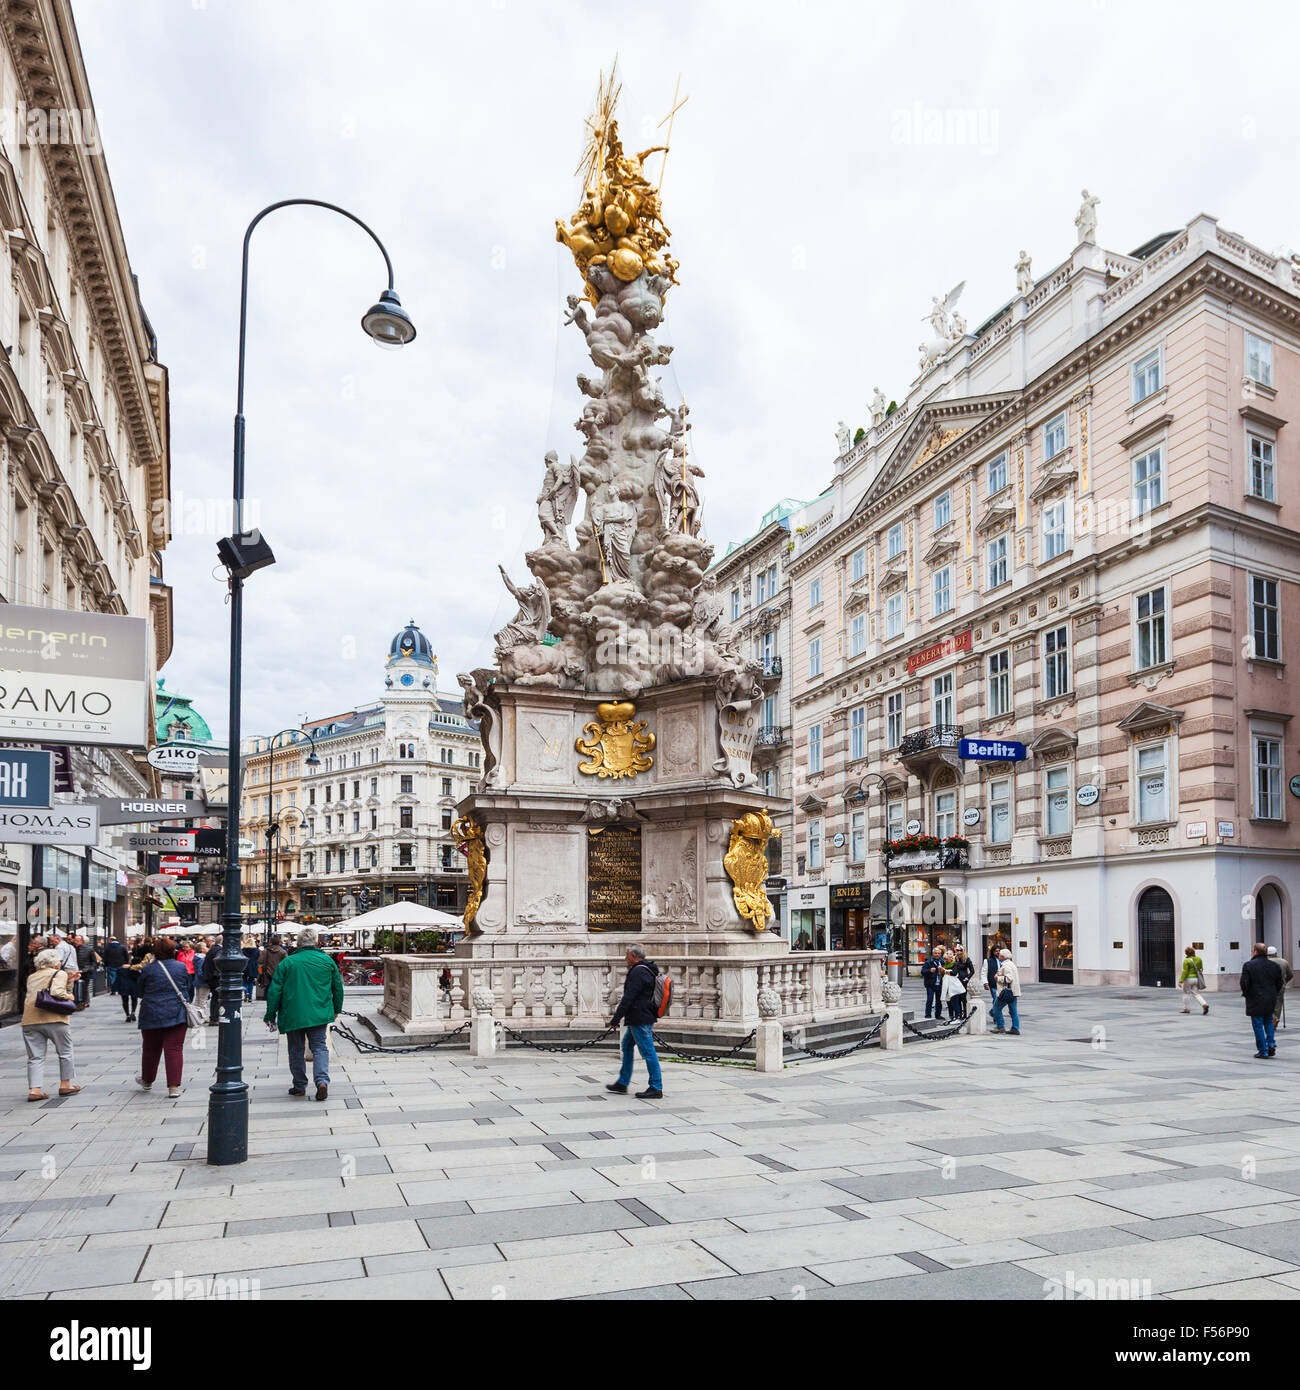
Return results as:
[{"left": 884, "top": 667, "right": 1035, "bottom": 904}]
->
[
  {"left": 845, "top": 772, "right": 899, "bottom": 983},
  {"left": 265, "top": 804, "right": 307, "bottom": 943},
  {"left": 211, "top": 200, "right": 416, "bottom": 1166},
  {"left": 252, "top": 728, "right": 319, "bottom": 937}
]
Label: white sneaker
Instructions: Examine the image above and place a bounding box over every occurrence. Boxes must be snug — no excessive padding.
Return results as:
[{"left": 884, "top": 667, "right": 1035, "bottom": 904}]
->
[{"left": 135, "top": 1076, "right": 152, "bottom": 1090}]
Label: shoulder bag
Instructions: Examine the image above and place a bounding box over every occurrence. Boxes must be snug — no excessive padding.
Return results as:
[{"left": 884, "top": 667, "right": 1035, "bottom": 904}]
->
[
  {"left": 35, "top": 969, "right": 77, "bottom": 1016},
  {"left": 154, "top": 960, "right": 207, "bottom": 1029}
]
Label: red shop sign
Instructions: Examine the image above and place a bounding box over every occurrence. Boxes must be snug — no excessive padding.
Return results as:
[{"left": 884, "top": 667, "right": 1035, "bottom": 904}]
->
[{"left": 906, "top": 629, "right": 972, "bottom": 675}]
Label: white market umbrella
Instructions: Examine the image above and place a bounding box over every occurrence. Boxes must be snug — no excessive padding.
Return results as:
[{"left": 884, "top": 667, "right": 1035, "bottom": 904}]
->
[{"left": 345, "top": 901, "right": 461, "bottom": 930}]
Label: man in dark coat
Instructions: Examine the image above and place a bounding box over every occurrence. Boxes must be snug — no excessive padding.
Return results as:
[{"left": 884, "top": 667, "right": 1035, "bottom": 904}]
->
[
  {"left": 921, "top": 946, "right": 945, "bottom": 1019},
  {"left": 1241, "top": 942, "right": 1284, "bottom": 1058},
  {"left": 605, "top": 943, "right": 663, "bottom": 1100}
]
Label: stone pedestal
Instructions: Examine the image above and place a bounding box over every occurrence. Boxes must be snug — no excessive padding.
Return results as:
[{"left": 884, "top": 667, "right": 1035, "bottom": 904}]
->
[
  {"left": 883, "top": 1006, "right": 904, "bottom": 1051},
  {"left": 966, "top": 993, "right": 988, "bottom": 1035}
]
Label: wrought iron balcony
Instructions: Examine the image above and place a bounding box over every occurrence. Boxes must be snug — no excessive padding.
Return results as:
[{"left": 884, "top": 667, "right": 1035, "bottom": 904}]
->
[
  {"left": 898, "top": 724, "right": 964, "bottom": 757},
  {"left": 755, "top": 725, "right": 787, "bottom": 748},
  {"left": 763, "top": 656, "right": 783, "bottom": 678}
]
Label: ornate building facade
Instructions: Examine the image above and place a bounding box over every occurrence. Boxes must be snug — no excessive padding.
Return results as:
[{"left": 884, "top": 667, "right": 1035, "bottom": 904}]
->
[{"left": 782, "top": 211, "right": 1298, "bottom": 986}]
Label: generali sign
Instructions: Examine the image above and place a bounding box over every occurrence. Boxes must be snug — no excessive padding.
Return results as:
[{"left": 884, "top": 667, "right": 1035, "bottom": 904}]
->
[
  {"left": 0, "top": 604, "right": 148, "bottom": 748},
  {"left": 906, "top": 629, "right": 972, "bottom": 675}
]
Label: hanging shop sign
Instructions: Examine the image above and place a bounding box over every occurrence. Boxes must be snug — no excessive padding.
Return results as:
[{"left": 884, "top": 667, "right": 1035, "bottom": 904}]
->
[
  {"left": 0, "top": 604, "right": 148, "bottom": 748},
  {"left": 1290, "top": 775, "right": 1300, "bottom": 799},
  {"left": 194, "top": 829, "right": 226, "bottom": 858},
  {"left": 0, "top": 805, "right": 97, "bottom": 846},
  {"left": 1075, "top": 784, "right": 1100, "bottom": 807},
  {"left": 124, "top": 831, "right": 195, "bottom": 852},
  {"left": 905, "top": 818, "right": 922, "bottom": 835},
  {"left": 906, "top": 630, "right": 972, "bottom": 675},
  {"left": 959, "top": 738, "right": 1027, "bottom": 762},
  {"left": 961, "top": 807, "right": 981, "bottom": 826},
  {"left": 147, "top": 743, "right": 203, "bottom": 772},
  {"left": 0, "top": 748, "right": 53, "bottom": 807},
  {"left": 92, "top": 797, "right": 207, "bottom": 826}
]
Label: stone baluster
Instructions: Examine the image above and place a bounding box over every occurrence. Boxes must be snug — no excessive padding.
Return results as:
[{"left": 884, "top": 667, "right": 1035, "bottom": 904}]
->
[
  {"left": 448, "top": 972, "right": 466, "bottom": 1021},
  {"left": 469, "top": 987, "right": 496, "bottom": 1056},
  {"left": 511, "top": 964, "right": 527, "bottom": 1019}
]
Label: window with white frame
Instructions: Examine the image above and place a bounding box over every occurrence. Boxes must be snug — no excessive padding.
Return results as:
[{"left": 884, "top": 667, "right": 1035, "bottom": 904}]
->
[
  {"left": 1245, "top": 332, "right": 1274, "bottom": 388},
  {"left": 933, "top": 565, "right": 952, "bottom": 615},
  {"left": 809, "top": 636, "right": 822, "bottom": 677},
  {"left": 987, "top": 534, "right": 1008, "bottom": 588},
  {"left": 1043, "top": 412, "right": 1067, "bottom": 460},
  {"left": 885, "top": 799, "right": 904, "bottom": 841},
  {"left": 932, "top": 672, "right": 954, "bottom": 727},
  {"left": 1254, "top": 735, "right": 1283, "bottom": 819},
  {"left": 886, "top": 693, "right": 904, "bottom": 748},
  {"left": 934, "top": 491, "right": 951, "bottom": 529},
  {"left": 851, "top": 547, "right": 866, "bottom": 581},
  {"left": 1249, "top": 432, "right": 1276, "bottom": 502},
  {"left": 850, "top": 809, "right": 866, "bottom": 862},
  {"left": 850, "top": 613, "right": 865, "bottom": 656},
  {"left": 807, "top": 817, "right": 823, "bottom": 869},
  {"left": 1044, "top": 625, "right": 1070, "bottom": 698},
  {"left": 1042, "top": 499, "right": 1067, "bottom": 560},
  {"left": 760, "top": 767, "right": 776, "bottom": 795},
  {"left": 885, "top": 593, "right": 903, "bottom": 638},
  {"left": 765, "top": 563, "right": 778, "bottom": 596},
  {"left": 1133, "top": 445, "right": 1164, "bottom": 515},
  {"left": 934, "top": 789, "right": 957, "bottom": 839},
  {"left": 762, "top": 694, "right": 776, "bottom": 730},
  {"left": 756, "top": 569, "right": 768, "bottom": 603},
  {"left": 988, "top": 649, "right": 1010, "bottom": 717},
  {"left": 988, "top": 453, "right": 1008, "bottom": 495},
  {"left": 1251, "top": 576, "right": 1280, "bottom": 660},
  {"left": 1132, "top": 347, "right": 1162, "bottom": 403},
  {"left": 1135, "top": 586, "right": 1167, "bottom": 669},
  {"left": 886, "top": 525, "right": 904, "bottom": 559},
  {"left": 989, "top": 778, "right": 1012, "bottom": 844},
  {"left": 808, "top": 723, "right": 822, "bottom": 773},
  {"left": 1136, "top": 739, "right": 1169, "bottom": 823},
  {"left": 809, "top": 575, "right": 822, "bottom": 607},
  {"left": 850, "top": 705, "right": 866, "bottom": 760},
  {"left": 730, "top": 588, "right": 740, "bottom": 621},
  {"left": 1044, "top": 764, "right": 1071, "bottom": 836}
]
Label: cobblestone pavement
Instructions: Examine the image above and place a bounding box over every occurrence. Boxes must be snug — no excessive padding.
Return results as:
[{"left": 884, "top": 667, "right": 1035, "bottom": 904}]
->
[{"left": 3, "top": 980, "right": 1300, "bottom": 1300}]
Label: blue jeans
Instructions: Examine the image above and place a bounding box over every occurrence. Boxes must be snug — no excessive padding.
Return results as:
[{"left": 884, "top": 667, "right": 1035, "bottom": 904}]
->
[
  {"left": 991, "top": 995, "right": 1021, "bottom": 1031},
  {"left": 923, "top": 981, "right": 941, "bottom": 1018},
  {"left": 1251, "top": 1014, "right": 1276, "bottom": 1054},
  {"left": 616, "top": 1024, "right": 662, "bottom": 1091},
  {"left": 287, "top": 1025, "right": 330, "bottom": 1089},
  {"left": 106, "top": 966, "right": 120, "bottom": 994}
]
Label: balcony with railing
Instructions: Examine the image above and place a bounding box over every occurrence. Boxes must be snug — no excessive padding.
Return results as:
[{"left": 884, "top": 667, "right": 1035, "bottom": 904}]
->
[{"left": 899, "top": 725, "right": 963, "bottom": 757}]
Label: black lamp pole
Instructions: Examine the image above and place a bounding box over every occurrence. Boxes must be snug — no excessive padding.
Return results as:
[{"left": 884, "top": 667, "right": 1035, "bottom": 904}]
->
[
  {"left": 848, "top": 772, "right": 896, "bottom": 979},
  {"left": 256, "top": 729, "right": 319, "bottom": 943},
  {"left": 209, "top": 199, "right": 416, "bottom": 1167}
]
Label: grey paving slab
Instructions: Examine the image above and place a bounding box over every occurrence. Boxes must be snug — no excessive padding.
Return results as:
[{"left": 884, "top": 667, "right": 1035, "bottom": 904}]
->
[
  {"left": 415, "top": 1198, "right": 651, "bottom": 1250},
  {"left": 1204, "top": 1219, "right": 1300, "bottom": 1262},
  {"left": 679, "top": 1266, "right": 832, "bottom": 1299},
  {"left": 806, "top": 1262, "right": 1052, "bottom": 1299}
]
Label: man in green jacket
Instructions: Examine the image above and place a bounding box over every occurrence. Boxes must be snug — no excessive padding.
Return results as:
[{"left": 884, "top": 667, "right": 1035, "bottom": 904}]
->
[{"left": 264, "top": 927, "right": 344, "bottom": 1101}]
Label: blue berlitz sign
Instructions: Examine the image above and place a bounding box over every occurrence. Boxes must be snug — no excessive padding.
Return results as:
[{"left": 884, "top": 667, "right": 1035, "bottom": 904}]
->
[
  {"left": 959, "top": 737, "right": 1027, "bottom": 762},
  {"left": 0, "top": 747, "right": 54, "bottom": 807}
]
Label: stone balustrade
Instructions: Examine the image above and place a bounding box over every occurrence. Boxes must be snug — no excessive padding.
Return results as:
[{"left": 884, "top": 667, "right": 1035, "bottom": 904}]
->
[{"left": 381, "top": 949, "right": 886, "bottom": 1036}]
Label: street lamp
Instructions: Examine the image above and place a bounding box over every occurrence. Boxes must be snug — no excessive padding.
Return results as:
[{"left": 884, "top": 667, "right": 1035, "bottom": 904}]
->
[
  {"left": 264, "top": 805, "right": 307, "bottom": 945},
  {"left": 211, "top": 199, "right": 416, "bottom": 1167},
  {"left": 251, "top": 728, "right": 319, "bottom": 940},
  {"left": 846, "top": 772, "right": 899, "bottom": 985}
]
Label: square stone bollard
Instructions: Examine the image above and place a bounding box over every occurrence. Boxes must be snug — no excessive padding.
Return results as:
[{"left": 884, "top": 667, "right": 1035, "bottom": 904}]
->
[
  {"left": 966, "top": 994, "right": 988, "bottom": 1036},
  {"left": 755, "top": 1018, "right": 785, "bottom": 1072},
  {"left": 469, "top": 987, "right": 497, "bottom": 1057},
  {"left": 882, "top": 1005, "right": 903, "bottom": 1051}
]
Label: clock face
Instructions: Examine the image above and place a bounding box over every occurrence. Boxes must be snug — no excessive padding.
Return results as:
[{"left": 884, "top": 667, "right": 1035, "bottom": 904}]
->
[{"left": 400, "top": 674, "right": 415, "bottom": 687}]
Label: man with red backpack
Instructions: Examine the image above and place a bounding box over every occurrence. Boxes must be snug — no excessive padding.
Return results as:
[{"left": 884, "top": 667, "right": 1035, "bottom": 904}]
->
[{"left": 606, "top": 943, "right": 664, "bottom": 1100}]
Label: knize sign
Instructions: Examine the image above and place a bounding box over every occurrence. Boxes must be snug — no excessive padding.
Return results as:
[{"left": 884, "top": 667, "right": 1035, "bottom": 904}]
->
[{"left": 0, "top": 603, "right": 148, "bottom": 748}]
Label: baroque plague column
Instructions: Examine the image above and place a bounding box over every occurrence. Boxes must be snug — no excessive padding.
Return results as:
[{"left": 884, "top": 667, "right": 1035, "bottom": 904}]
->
[{"left": 382, "top": 69, "right": 884, "bottom": 1043}]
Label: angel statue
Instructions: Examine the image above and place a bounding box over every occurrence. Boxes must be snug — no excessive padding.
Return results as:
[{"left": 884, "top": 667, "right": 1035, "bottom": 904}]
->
[
  {"left": 654, "top": 447, "right": 705, "bottom": 536},
  {"left": 494, "top": 564, "right": 551, "bottom": 654},
  {"left": 591, "top": 480, "right": 637, "bottom": 583},
  {"left": 537, "top": 450, "right": 581, "bottom": 543},
  {"left": 1075, "top": 190, "right": 1100, "bottom": 245},
  {"left": 692, "top": 573, "right": 725, "bottom": 639},
  {"left": 923, "top": 281, "right": 966, "bottom": 340},
  {"left": 835, "top": 421, "right": 851, "bottom": 454}
]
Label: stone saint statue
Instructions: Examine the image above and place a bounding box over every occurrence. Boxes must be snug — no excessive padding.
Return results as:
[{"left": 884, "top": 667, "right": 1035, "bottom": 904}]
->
[
  {"left": 1075, "top": 190, "right": 1100, "bottom": 245},
  {"left": 870, "top": 388, "right": 887, "bottom": 426},
  {"left": 592, "top": 481, "right": 636, "bottom": 583},
  {"left": 835, "top": 421, "right": 850, "bottom": 454},
  {"left": 495, "top": 564, "right": 550, "bottom": 651},
  {"left": 1015, "top": 249, "right": 1033, "bottom": 295},
  {"left": 692, "top": 574, "right": 725, "bottom": 638},
  {"left": 537, "top": 450, "right": 580, "bottom": 543},
  {"left": 654, "top": 448, "right": 704, "bottom": 536}
]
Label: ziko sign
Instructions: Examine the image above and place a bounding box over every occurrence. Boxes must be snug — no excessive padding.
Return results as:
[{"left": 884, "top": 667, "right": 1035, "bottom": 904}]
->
[
  {"left": 0, "top": 604, "right": 148, "bottom": 748},
  {"left": 147, "top": 743, "right": 202, "bottom": 772}
]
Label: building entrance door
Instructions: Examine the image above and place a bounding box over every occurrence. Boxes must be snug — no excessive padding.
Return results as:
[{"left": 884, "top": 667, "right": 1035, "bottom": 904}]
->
[
  {"left": 1037, "top": 912, "right": 1075, "bottom": 984},
  {"left": 1137, "top": 886, "right": 1176, "bottom": 987}
]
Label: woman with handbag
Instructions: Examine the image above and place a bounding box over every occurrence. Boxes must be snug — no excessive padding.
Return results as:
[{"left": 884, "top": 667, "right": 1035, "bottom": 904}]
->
[
  {"left": 134, "top": 939, "right": 196, "bottom": 1098},
  {"left": 1179, "top": 945, "right": 1209, "bottom": 1015},
  {"left": 949, "top": 946, "right": 976, "bottom": 1020},
  {"left": 22, "top": 948, "right": 82, "bottom": 1101}
]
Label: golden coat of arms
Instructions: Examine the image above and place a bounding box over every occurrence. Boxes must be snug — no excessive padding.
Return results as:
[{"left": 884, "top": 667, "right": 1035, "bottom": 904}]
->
[
  {"left": 576, "top": 701, "right": 655, "bottom": 780},
  {"left": 451, "top": 815, "right": 488, "bottom": 931},
  {"left": 723, "top": 809, "right": 780, "bottom": 933}
]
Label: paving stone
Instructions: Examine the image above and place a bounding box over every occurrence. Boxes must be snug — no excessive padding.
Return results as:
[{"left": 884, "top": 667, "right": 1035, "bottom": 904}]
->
[
  {"left": 416, "top": 1198, "right": 651, "bottom": 1251},
  {"left": 828, "top": 1164, "right": 1021, "bottom": 1203},
  {"left": 441, "top": 1240, "right": 733, "bottom": 1300},
  {"left": 1016, "top": 1234, "right": 1297, "bottom": 1295},
  {"left": 805, "top": 1262, "right": 1051, "bottom": 1299},
  {"left": 678, "top": 1266, "right": 832, "bottom": 1299}
]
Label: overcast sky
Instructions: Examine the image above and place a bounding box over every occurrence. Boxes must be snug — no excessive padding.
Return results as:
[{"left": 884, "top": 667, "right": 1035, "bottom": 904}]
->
[{"left": 74, "top": 0, "right": 1300, "bottom": 742}]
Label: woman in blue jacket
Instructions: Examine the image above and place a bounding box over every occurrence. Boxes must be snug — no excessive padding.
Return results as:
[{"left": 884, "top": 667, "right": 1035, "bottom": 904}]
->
[{"left": 133, "top": 940, "right": 192, "bottom": 1099}]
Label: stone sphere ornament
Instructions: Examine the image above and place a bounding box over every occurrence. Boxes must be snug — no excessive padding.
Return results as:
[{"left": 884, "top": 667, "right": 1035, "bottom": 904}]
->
[
  {"left": 757, "top": 989, "right": 782, "bottom": 1021},
  {"left": 470, "top": 987, "right": 495, "bottom": 1015},
  {"left": 881, "top": 980, "right": 902, "bottom": 1005}
]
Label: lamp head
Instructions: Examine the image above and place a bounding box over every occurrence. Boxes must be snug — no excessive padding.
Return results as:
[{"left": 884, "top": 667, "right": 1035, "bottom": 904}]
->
[{"left": 361, "top": 288, "right": 416, "bottom": 349}]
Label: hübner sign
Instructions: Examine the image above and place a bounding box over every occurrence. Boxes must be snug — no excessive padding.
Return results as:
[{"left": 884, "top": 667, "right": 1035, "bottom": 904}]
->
[
  {"left": 0, "top": 805, "right": 98, "bottom": 846},
  {"left": 0, "top": 604, "right": 148, "bottom": 748}
]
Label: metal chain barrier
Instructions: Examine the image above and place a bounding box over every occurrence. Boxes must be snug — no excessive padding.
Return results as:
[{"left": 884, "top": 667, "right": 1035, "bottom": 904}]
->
[
  {"left": 500, "top": 1023, "right": 618, "bottom": 1053},
  {"left": 332, "top": 1013, "right": 471, "bottom": 1054},
  {"left": 902, "top": 1012, "right": 973, "bottom": 1041},
  {"left": 783, "top": 1013, "right": 886, "bottom": 1060},
  {"left": 656, "top": 1030, "right": 757, "bottom": 1064}
]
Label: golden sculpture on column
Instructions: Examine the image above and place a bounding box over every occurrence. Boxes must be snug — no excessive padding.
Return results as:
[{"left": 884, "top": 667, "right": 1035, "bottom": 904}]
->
[
  {"left": 452, "top": 816, "right": 487, "bottom": 930},
  {"left": 724, "top": 809, "right": 781, "bottom": 933},
  {"left": 575, "top": 701, "right": 655, "bottom": 780}
]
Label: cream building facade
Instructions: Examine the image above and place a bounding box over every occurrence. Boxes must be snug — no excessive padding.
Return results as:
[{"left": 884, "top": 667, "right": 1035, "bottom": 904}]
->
[
  {"left": 783, "top": 212, "right": 1298, "bottom": 988},
  {"left": 0, "top": 0, "right": 172, "bottom": 969}
]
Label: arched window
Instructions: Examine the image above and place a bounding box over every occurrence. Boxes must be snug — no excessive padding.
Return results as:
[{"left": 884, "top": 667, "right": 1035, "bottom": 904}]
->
[{"left": 1137, "top": 886, "right": 1176, "bottom": 987}]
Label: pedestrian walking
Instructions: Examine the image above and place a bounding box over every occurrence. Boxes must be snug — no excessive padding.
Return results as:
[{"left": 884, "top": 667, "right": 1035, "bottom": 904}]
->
[
  {"left": 202, "top": 938, "right": 224, "bottom": 1023},
  {"left": 921, "top": 945, "right": 945, "bottom": 1020},
  {"left": 949, "top": 945, "right": 976, "bottom": 1020},
  {"left": 134, "top": 940, "right": 192, "bottom": 1098},
  {"left": 176, "top": 941, "right": 197, "bottom": 1001},
  {"left": 72, "top": 935, "right": 99, "bottom": 1009},
  {"left": 264, "top": 926, "right": 343, "bottom": 1101},
  {"left": 118, "top": 938, "right": 152, "bottom": 1022},
  {"left": 192, "top": 941, "right": 208, "bottom": 1008},
  {"left": 102, "top": 937, "right": 128, "bottom": 999},
  {"left": 605, "top": 943, "right": 663, "bottom": 1100},
  {"left": 1178, "top": 945, "right": 1209, "bottom": 1015},
  {"left": 48, "top": 931, "right": 78, "bottom": 974},
  {"left": 21, "top": 948, "right": 81, "bottom": 1101},
  {"left": 990, "top": 949, "right": 1022, "bottom": 1035},
  {"left": 1241, "top": 942, "right": 1284, "bottom": 1058},
  {"left": 257, "top": 935, "right": 286, "bottom": 1000},
  {"left": 1267, "top": 946, "right": 1292, "bottom": 1028}
]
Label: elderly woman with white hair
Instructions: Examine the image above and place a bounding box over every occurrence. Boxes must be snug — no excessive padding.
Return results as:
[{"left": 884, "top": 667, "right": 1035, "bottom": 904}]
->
[
  {"left": 990, "top": 948, "right": 1022, "bottom": 1035},
  {"left": 22, "top": 947, "right": 82, "bottom": 1101}
]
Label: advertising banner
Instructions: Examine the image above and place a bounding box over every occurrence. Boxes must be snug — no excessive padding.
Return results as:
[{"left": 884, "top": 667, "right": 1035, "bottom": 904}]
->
[
  {"left": 93, "top": 797, "right": 207, "bottom": 826},
  {"left": 0, "top": 604, "right": 149, "bottom": 748},
  {"left": 124, "top": 831, "right": 196, "bottom": 852},
  {"left": 0, "top": 804, "right": 98, "bottom": 845},
  {"left": 0, "top": 748, "right": 53, "bottom": 807}
]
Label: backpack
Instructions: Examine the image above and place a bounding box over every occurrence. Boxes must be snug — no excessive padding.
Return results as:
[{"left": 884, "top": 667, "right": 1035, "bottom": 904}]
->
[{"left": 650, "top": 963, "right": 672, "bottom": 1019}]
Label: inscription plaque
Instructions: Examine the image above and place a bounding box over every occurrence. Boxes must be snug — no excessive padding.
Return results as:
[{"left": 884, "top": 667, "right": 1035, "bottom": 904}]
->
[{"left": 587, "top": 824, "right": 642, "bottom": 931}]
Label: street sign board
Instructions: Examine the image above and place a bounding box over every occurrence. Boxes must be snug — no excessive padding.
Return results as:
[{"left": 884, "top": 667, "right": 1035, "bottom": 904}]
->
[
  {"left": 0, "top": 747, "right": 53, "bottom": 807},
  {"left": 144, "top": 872, "right": 177, "bottom": 888},
  {"left": 0, "top": 804, "right": 97, "bottom": 845},
  {"left": 959, "top": 738, "right": 1027, "bottom": 762},
  {"left": 125, "top": 831, "right": 195, "bottom": 852},
  {"left": 92, "top": 797, "right": 207, "bottom": 826},
  {"left": 194, "top": 828, "right": 225, "bottom": 858},
  {"left": 147, "top": 743, "right": 203, "bottom": 772}
]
